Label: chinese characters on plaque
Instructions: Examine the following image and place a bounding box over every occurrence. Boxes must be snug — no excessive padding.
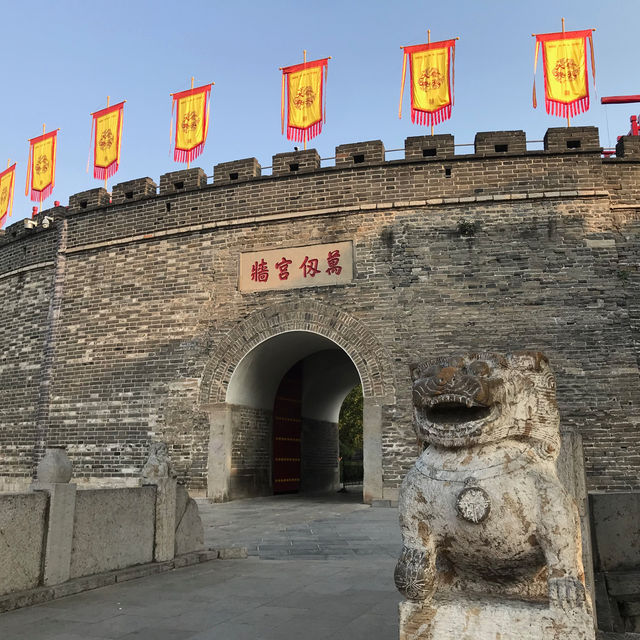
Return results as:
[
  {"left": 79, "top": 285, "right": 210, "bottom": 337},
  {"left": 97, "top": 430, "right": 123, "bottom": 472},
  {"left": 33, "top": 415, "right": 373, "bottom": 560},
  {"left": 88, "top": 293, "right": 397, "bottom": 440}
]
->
[{"left": 239, "top": 241, "right": 353, "bottom": 292}]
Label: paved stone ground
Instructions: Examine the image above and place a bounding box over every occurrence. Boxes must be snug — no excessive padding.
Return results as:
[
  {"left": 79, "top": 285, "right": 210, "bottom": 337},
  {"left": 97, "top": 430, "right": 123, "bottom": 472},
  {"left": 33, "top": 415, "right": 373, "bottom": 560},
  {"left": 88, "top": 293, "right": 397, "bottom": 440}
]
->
[{"left": 0, "top": 488, "right": 402, "bottom": 639}]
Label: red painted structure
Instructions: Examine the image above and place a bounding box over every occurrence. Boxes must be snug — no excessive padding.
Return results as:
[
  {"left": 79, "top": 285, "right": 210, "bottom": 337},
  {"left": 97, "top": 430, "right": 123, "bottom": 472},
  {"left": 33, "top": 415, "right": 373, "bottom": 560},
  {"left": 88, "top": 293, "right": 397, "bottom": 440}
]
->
[
  {"left": 601, "top": 95, "right": 640, "bottom": 136},
  {"left": 272, "top": 362, "right": 303, "bottom": 494}
]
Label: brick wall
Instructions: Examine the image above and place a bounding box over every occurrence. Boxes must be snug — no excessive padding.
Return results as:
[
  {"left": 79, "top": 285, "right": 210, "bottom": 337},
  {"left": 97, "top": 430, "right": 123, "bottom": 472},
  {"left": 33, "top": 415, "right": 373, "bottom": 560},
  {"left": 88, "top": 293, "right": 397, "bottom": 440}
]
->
[
  {"left": 301, "top": 418, "right": 339, "bottom": 493},
  {"left": 0, "top": 224, "right": 58, "bottom": 487},
  {"left": 1, "top": 128, "right": 640, "bottom": 495},
  {"left": 229, "top": 406, "right": 271, "bottom": 499}
]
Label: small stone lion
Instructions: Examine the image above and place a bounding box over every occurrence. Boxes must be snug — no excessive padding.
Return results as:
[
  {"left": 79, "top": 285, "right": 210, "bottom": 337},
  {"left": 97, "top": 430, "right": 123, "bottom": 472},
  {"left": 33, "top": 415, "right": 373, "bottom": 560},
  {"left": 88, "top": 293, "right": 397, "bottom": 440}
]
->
[
  {"left": 141, "top": 442, "right": 176, "bottom": 482},
  {"left": 395, "top": 351, "right": 591, "bottom": 612}
]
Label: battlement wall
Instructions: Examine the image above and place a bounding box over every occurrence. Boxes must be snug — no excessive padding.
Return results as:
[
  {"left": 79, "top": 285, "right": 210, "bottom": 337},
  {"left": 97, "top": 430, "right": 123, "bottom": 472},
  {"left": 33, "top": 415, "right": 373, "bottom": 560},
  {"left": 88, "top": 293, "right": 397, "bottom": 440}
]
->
[
  {"left": 1, "top": 127, "right": 639, "bottom": 262},
  {"left": 1, "top": 126, "right": 639, "bottom": 496}
]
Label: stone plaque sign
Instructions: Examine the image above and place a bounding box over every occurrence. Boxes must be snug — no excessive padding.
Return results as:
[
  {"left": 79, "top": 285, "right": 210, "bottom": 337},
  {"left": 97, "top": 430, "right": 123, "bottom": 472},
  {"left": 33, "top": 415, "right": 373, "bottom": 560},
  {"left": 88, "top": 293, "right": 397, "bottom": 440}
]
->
[{"left": 239, "top": 240, "right": 353, "bottom": 292}]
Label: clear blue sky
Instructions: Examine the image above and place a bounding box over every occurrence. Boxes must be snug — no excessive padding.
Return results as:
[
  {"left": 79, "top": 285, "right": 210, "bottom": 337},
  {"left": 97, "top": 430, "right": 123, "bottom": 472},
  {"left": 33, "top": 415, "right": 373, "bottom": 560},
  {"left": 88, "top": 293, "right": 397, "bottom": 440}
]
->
[{"left": 1, "top": 0, "right": 638, "bottom": 224}]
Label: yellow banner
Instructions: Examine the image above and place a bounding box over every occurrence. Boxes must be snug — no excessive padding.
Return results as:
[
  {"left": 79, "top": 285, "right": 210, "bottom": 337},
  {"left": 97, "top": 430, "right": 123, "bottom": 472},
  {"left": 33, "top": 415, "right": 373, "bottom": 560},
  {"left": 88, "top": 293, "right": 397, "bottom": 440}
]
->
[
  {"left": 288, "top": 66, "right": 323, "bottom": 130},
  {"left": 176, "top": 91, "right": 206, "bottom": 151},
  {"left": 95, "top": 109, "right": 120, "bottom": 169},
  {"left": 32, "top": 136, "right": 55, "bottom": 192},
  {"left": 0, "top": 170, "right": 13, "bottom": 218},
  {"left": 411, "top": 48, "right": 450, "bottom": 112},
  {"left": 543, "top": 37, "right": 587, "bottom": 103}
]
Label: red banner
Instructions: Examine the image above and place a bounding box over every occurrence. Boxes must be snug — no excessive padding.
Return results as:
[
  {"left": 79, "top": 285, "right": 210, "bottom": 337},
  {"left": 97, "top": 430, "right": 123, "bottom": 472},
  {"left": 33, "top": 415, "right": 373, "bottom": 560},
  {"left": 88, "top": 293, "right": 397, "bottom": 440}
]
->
[
  {"left": 0, "top": 163, "right": 16, "bottom": 229},
  {"left": 281, "top": 58, "right": 329, "bottom": 143},
  {"left": 533, "top": 29, "right": 595, "bottom": 118},
  {"left": 25, "top": 129, "right": 58, "bottom": 203},
  {"left": 400, "top": 40, "right": 456, "bottom": 126},
  {"left": 171, "top": 84, "right": 213, "bottom": 164},
  {"left": 90, "top": 101, "right": 125, "bottom": 180}
]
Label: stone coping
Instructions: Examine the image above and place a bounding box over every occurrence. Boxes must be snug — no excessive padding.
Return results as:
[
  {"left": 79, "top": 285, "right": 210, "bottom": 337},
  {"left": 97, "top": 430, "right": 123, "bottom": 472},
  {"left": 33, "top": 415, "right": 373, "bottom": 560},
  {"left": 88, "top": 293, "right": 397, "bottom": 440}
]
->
[{"left": 0, "top": 547, "right": 247, "bottom": 614}]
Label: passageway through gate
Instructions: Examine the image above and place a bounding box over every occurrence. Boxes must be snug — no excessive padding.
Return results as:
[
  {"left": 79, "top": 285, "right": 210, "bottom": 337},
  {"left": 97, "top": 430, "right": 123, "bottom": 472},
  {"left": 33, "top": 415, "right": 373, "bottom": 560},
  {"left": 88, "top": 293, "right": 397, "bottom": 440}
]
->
[
  {"left": 222, "top": 331, "right": 362, "bottom": 500},
  {"left": 201, "top": 302, "right": 394, "bottom": 504}
]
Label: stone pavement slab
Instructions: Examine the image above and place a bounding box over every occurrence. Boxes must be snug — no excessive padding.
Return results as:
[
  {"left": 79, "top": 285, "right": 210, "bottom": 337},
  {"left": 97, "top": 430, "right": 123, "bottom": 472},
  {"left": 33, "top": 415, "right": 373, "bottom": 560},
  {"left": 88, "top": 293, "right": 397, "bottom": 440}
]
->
[{"left": 0, "top": 490, "right": 402, "bottom": 639}]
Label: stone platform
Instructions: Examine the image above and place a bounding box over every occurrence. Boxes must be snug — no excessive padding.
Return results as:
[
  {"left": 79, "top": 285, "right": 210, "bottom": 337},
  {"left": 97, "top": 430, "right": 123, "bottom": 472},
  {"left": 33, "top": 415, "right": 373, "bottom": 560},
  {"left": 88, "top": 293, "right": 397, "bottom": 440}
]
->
[{"left": 399, "top": 594, "right": 596, "bottom": 640}]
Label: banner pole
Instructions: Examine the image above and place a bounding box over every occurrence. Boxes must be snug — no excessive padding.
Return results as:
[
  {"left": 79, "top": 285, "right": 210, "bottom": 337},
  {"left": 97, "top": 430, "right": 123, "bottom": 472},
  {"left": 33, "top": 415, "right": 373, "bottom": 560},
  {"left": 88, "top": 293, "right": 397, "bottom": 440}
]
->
[
  {"left": 303, "top": 52, "right": 307, "bottom": 150},
  {"left": 187, "top": 78, "right": 194, "bottom": 169},
  {"left": 562, "top": 18, "right": 571, "bottom": 127},
  {"left": 39, "top": 124, "right": 45, "bottom": 213},
  {"left": 105, "top": 96, "right": 110, "bottom": 191},
  {"left": 428, "top": 30, "right": 434, "bottom": 135}
]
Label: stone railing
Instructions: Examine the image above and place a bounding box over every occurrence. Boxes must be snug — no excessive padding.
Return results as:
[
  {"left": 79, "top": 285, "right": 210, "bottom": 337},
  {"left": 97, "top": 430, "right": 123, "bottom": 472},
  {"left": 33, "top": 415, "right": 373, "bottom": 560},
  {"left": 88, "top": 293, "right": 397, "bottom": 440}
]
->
[{"left": 0, "top": 445, "right": 205, "bottom": 610}]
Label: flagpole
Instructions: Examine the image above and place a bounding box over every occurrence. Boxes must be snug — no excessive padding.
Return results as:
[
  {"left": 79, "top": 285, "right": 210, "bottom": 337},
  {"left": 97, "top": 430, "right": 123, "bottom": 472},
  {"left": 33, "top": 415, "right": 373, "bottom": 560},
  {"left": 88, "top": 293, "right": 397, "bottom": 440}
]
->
[
  {"left": 303, "top": 52, "right": 307, "bottom": 150},
  {"left": 427, "top": 30, "right": 435, "bottom": 136},
  {"left": 6, "top": 159, "right": 10, "bottom": 220},
  {"left": 187, "top": 77, "right": 194, "bottom": 169},
  {"left": 39, "top": 124, "right": 45, "bottom": 214},
  {"left": 105, "top": 96, "right": 110, "bottom": 192},
  {"left": 562, "top": 18, "right": 571, "bottom": 127}
]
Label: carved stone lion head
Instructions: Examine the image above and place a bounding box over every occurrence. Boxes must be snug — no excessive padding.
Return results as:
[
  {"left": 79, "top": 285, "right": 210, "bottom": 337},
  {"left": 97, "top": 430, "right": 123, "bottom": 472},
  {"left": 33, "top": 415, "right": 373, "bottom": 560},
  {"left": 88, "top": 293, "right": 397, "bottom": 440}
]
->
[{"left": 410, "top": 351, "right": 560, "bottom": 453}]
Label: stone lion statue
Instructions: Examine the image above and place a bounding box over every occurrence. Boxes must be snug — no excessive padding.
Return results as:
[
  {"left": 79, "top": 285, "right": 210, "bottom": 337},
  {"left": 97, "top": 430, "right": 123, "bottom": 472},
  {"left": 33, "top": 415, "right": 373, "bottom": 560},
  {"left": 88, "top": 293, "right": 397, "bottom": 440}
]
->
[
  {"left": 395, "top": 351, "right": 591, "bottom": 615},
  {"left": 141, "top": 442, "right": 175, "bottom": 482}
]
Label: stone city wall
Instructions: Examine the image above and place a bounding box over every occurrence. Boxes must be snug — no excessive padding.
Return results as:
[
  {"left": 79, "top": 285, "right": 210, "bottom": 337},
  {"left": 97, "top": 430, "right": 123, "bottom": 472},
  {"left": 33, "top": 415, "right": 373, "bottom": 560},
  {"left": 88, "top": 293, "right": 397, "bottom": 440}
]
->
[{"left": 0, "top": 127, "right": 639, "bottom": 497}]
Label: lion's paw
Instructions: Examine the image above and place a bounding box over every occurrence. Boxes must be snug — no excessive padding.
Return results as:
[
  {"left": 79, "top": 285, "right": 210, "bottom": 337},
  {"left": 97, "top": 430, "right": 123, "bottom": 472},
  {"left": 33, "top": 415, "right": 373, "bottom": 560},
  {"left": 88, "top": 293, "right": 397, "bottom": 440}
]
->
[
  {"left": 548, "top": 576, "right": 586, "bottom": 610},
  {"left": 394, "top": 545, "right": 435, "bottom": 602}
]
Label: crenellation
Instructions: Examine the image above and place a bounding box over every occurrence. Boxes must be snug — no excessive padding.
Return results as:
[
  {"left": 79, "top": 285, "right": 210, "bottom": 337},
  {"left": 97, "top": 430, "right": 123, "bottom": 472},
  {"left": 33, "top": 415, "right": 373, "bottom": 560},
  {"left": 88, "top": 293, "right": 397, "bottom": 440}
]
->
[
  {"left": 544, "top": 126, "right": 600, "bottom": 153},
  {"left": 615, "top": 135, "right": 640, "bottom": 159},
  {"left": 474, "top": 130, "right": 527, "bottom": 155},
  {"left": 68, "top": 188, "right": 110, "bottom": 213},
  {"left": 159, "top": 168, "right": 207, "bottom": 195},
  {"left": 111, "top": 177, "right": 157, "bottom": 205},
  {"left": 213, "top": 157, "right": 261, "bottom": 185},
  {"left": 335, "top": 140, "right": 385, "bottom": 166},
  {"left": 404, "top": 134, "right": 454, "bottom": 161},
  {"left": 271, "top": 149, "right": 321, "bottom": 176}
]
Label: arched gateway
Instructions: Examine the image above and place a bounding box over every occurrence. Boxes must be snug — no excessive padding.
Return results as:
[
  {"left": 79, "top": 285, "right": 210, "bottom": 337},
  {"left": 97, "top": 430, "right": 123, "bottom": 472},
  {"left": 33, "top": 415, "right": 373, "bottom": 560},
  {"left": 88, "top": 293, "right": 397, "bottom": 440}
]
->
[{"left": 199, "top": 301, "right": 395, "bottom": 503}]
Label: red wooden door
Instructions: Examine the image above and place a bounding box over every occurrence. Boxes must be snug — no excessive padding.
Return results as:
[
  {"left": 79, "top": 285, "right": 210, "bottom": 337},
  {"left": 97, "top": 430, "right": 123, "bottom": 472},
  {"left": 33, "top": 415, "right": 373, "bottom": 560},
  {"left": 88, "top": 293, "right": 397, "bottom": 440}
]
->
[{"left": 272, "top": 362, "right": 302, "bottom": 494}]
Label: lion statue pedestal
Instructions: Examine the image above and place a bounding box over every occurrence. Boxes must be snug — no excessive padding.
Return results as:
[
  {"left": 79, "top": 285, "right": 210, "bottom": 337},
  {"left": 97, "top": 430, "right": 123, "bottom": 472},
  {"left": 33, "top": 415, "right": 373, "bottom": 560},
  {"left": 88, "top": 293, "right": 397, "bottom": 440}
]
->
[{"left": 395, "top": 351, "right": 595, "bottom": 640}]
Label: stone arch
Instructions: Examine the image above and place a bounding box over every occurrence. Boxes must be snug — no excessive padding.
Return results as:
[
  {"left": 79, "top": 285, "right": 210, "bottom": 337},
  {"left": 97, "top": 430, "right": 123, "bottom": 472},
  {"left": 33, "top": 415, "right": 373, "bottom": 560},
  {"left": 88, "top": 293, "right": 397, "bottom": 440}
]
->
[
  {"left": 199, "top": 301, "right": 395, "bottom": 503},
  {"left": 199, "top": 300, "right": 395, "bottom": 406}
]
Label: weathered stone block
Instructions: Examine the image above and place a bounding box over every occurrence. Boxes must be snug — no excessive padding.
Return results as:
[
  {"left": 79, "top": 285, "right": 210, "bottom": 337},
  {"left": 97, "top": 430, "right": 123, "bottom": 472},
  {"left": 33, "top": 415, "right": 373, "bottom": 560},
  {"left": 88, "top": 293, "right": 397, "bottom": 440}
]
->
[
  {"left": 31, "top": 482, "right": 77, "bottom": 585},
  {"left": 69, "top": 487, "right": 155, "bottom": 579},
  {"left": 399, "top": 596, "right": 595, "bottom": 639},
  {"left": 0, "top": 493, "right": 47, "bottom": 596}
]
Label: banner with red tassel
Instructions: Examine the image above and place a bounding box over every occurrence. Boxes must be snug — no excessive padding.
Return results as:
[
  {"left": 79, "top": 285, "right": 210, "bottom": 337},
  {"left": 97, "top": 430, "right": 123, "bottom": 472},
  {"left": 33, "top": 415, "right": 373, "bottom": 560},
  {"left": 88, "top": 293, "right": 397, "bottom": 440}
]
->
[
  {"left": 281, "top": 58, "right": 329, "bottom": 143},
  {"left": 25, "top": 129, "right": 58, "bottom": 203},
  {"left": 170, "top": 84, "right": 212, "bottom": 164},
  {"left": 90, "top": 101, "right": 125, "bottom": 180},
  {"left": 399, "top": 39, "right": 456, "bottom": 126},
  {"left": 533, "top": 29, "right": 595, "bottom": 118},
  {"left": 0, "top": 163, "right": 16, "bottom": 229}
]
